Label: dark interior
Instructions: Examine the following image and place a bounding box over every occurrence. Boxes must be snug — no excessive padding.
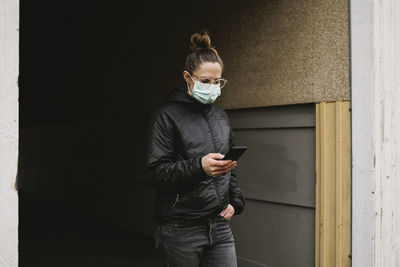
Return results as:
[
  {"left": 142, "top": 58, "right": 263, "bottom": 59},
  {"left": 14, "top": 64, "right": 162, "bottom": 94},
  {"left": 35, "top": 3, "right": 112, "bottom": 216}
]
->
[
  {"left": 18, "top": 1, "right": 197, "bottom": 266},
  {"left": 18, "top": 1, "right": 318, "bottom": 266}
]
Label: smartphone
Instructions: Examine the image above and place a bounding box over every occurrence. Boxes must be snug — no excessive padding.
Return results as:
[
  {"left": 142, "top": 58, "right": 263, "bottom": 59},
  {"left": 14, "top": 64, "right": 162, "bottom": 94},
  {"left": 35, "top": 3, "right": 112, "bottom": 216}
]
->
[{"left": 222, "top": 146, "right": 248, "bottom": 161}]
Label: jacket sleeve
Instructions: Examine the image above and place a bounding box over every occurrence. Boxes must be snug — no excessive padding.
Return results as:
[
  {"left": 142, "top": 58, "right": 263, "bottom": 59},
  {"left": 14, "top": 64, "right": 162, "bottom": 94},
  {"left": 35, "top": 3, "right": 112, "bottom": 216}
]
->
[
  {"left": 143, "top": 108, "right": 207, "bottom": 191},
  {"left": 228, "top": 126, "right": 245, "bottom": 215}
]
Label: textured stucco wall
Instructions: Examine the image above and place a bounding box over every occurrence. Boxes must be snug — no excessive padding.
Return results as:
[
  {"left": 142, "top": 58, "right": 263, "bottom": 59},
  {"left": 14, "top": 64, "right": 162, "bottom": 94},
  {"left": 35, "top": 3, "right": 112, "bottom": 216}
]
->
[
  {"left": 0, "top": 0, "right": 19, "bottom": 266},
  {"left": 213, "top": 0, "right": 350, "bottom": 109}
]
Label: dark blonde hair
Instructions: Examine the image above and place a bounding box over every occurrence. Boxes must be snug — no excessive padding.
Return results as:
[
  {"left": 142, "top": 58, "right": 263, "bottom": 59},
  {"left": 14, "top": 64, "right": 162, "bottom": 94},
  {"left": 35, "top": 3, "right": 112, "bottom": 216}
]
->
[{"left": 184, "top": 31, "right": 224, "bottom": 74}]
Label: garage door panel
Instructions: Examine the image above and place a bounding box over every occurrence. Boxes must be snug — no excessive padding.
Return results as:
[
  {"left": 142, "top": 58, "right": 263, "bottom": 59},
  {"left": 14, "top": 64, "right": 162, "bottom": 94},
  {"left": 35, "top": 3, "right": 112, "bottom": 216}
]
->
[
  {"left": 233, "top": 128, "right": 315, "bottom": 208},
  {"left": 228, "top": 105, "right": 315, "bottom": 129},
  {"left": 230, "top": 199, "right": 315, "bottom": 267},
  {"left": 226, "top": 104, "right": 315, "bottom": 267}
]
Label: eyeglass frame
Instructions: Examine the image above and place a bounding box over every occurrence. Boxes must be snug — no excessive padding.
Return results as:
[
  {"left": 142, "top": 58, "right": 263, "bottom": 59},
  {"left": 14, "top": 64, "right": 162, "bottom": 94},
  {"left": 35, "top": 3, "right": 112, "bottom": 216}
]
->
[{"left": 185, "top": 71, "right": 228, "bottom": 89}]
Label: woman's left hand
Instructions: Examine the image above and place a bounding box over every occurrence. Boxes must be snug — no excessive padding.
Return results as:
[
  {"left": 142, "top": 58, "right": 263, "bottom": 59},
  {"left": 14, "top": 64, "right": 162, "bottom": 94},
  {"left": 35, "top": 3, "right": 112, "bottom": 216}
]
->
[{"left": 219, "top": 204, "right": 235, "bottom": 221}]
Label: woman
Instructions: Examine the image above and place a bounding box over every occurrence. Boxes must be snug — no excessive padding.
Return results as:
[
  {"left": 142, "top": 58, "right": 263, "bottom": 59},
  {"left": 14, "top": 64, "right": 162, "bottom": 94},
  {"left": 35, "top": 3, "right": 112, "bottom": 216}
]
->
[{"left": 144, "top": 31, "right": 245, "bottom": 267}]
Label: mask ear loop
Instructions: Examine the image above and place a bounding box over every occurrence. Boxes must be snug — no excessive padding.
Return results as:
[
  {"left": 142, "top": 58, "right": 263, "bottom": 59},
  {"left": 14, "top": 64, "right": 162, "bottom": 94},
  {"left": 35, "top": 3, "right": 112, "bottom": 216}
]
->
[{"left": 185, "top": 71, "right": 195, "bottom": 96}]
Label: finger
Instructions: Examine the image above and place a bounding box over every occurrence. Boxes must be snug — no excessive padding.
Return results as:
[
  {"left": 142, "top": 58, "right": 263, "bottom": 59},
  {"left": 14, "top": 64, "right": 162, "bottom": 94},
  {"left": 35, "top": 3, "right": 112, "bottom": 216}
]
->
[
  {"left": 217, "top": 162, "right": 236, "bottom": 172},
  {"left": 213, "top": 162, "right": 238, "bottom": 175},
  {"left": 211, "top": 159, "right": 232, "bottom": 167},
  {"left": 229, "top": 204, "right": 235, "bottom": 214},
  {"left": 225, "top": 209, "right": 234, "bottom": 219},
  {"left": 229, "top": 208, "right": 234, "bottom": 216},
  {"left": 224, "top": 161, "right": 235, "bottom": 168},
  {"left": 210, "top": 167, "right": 230, "bottom": 173},
  {"left": 212, "top": 167, "right": 232, "bottom": 173},
  {"left": 224, "top": 166, "right": 235, "bottom": 173},
  {"left": 220, "top": 166, "right": 234, "bottom": 174},
  {"left": 212, "top": 163, "right": 233, "bottom": 170},
  {"left": 218, "top": 162, "right": 237, "bottom": 173},
  {"left": 220, "top": 208, "right": 228, "bottom": 217},
  {"left": 226, "top": 162, "right": 237, "bottom": 170}
]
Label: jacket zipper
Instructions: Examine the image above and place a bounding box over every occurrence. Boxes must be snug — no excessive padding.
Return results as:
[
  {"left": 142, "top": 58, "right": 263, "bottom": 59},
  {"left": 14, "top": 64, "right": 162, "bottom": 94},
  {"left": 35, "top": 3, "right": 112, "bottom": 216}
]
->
[
  {"left": 203, "top": 108, "right": 220, "bottom": 206},
  {"left": 172, "top": 193, "right": 180, "bottom": 208}
]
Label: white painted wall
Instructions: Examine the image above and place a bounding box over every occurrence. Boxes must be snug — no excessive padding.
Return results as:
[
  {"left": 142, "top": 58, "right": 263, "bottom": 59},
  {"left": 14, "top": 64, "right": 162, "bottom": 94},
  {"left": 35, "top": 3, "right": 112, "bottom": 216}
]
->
[
  {"left": 0, "top": 0, "right": 19, "bottom": 266},
  {"left": 350, "top": 1, "right": 375, "bottom": 265},
  {"left": 351, "top": 0, "right": 400, "bottom": 266},
  {"left": 372, "top": 1, "right": 400, "bottom": 266}
]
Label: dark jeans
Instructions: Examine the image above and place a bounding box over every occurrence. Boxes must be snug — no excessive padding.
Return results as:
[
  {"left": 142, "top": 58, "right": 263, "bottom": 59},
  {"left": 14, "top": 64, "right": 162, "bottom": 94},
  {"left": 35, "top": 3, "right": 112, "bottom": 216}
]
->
[{"left": 154, "top": 216, "right": 237, "bottom": 267}]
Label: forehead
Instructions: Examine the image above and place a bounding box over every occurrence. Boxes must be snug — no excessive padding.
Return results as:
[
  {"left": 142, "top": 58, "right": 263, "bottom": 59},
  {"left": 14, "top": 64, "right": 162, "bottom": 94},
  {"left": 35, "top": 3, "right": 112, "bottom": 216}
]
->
[{"left": 194, "top": 62, "right": 222, "bottom": 78}]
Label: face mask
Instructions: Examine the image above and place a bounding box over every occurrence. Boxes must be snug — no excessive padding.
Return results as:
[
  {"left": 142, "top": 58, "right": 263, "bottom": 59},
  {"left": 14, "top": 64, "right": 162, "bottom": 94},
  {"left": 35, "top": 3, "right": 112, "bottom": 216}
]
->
[{"left": 187, "top": 76, "right": 221, "bottom": 104}]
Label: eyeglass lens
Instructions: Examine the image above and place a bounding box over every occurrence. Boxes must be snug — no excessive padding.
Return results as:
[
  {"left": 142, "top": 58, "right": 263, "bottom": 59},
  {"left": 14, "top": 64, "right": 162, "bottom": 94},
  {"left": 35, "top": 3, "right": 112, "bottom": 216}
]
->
[{"left": 199, "top": 78, "right": 227, "bottom": 88}]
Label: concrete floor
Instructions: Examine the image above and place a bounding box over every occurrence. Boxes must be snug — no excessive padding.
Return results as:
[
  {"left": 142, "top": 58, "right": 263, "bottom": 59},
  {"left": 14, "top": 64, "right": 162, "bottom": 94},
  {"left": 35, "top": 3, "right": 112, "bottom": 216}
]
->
[{"left": 19, "top": 191, "right": 162, "bottom": 267}]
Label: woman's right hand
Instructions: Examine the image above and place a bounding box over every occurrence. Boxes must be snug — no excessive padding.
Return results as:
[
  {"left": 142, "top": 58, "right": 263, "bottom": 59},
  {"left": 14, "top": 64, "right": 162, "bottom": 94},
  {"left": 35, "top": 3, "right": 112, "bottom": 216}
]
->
[{"left": 201, "top": 153, "right": 237, "bottom": 178}]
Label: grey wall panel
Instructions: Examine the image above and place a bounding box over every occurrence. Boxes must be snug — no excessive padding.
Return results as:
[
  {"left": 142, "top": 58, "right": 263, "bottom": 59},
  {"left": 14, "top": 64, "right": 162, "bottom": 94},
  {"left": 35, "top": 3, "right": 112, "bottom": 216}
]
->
[
  {"left": 230, "top": 200, "right": 315, "bottom": 267},
  {"left": 228, "top": 105, "right": 315, "bottom": 129},
  {"left": 233, "top": 128, "right": 316, "bottom": 208},
  {"left": 226, "top": 104, "right": 315, "bottom": 267}
]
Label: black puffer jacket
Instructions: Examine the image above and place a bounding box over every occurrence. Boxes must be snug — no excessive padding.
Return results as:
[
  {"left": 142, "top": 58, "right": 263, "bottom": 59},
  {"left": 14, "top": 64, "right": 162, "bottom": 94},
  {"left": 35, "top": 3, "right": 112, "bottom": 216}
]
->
[{"left": 144, "top": 85, "right": 245, "bottom": 222}]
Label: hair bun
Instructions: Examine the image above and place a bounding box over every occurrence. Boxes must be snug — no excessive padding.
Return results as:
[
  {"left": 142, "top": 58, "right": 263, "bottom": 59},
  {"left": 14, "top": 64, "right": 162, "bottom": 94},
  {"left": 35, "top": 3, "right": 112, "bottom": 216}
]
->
[{"left": 189, "top": 32, "right": 213, "bottom": 52}]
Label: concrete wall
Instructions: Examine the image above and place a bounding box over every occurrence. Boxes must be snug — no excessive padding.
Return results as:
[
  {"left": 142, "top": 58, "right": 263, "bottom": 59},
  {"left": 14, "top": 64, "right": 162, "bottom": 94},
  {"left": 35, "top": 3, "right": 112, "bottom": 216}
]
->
[
  {"left": 18, "top": 0, "right": 350, "bottom": 237},
  {"left": 0, "top": 0, "right": 19, "bottom": 266}
]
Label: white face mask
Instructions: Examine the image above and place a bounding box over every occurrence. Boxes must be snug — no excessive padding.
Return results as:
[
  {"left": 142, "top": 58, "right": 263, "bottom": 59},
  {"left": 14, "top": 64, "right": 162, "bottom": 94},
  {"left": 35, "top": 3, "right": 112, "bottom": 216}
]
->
[{"left": 187, "top": 75, "right": 221, "bottom": 104}]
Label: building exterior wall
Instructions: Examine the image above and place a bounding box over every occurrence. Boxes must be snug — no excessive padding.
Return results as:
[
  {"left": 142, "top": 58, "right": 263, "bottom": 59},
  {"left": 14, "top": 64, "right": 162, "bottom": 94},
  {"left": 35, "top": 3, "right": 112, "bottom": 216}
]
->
[
  {"left": 0, "top": 0, "right": 19, "bottom": 266},
  {"left": 215, "top": 0, "right": 350, "bottom": 109},
  {"left": 17, "top": 0, "right": 351, "bottom": 238},
  {"left": 351, "top": 0, "right": 400, "bottom": 266},
  {"left": 10, "top": 0, "right": 400, "bottom": 266},
  {"left": 15, "top": 1, "right": 400, "bottom": 266}
]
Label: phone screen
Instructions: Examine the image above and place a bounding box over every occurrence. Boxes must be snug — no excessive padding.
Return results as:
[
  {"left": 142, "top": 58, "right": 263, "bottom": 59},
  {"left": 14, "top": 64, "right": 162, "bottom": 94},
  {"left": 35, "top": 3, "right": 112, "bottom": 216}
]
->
[{"left": 222, "top": 146, "right": 248, "bottom": 161}]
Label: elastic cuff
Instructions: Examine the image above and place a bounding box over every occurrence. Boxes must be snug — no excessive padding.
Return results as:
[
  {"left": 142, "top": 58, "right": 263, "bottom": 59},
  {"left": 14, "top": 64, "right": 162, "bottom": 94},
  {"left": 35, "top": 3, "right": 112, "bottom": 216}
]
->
[
  {"left": 199, "top": 156, "right": 207, "bottom": 176},
  {"left": 229, "top": 200, "right": 243, "bottom": 215}
]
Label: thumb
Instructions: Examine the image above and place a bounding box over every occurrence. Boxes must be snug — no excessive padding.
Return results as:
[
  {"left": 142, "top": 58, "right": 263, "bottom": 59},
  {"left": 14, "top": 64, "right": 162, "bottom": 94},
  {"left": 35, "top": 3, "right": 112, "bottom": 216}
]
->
[{"left": 211, "top": 153, "right": 225, "bottom": 160}]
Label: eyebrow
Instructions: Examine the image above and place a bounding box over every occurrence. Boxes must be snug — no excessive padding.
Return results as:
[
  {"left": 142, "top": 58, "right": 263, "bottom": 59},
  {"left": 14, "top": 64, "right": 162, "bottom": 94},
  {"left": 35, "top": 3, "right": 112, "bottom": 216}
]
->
[{"left": 199, "top": 76, "right": 222, "bottom": 79}]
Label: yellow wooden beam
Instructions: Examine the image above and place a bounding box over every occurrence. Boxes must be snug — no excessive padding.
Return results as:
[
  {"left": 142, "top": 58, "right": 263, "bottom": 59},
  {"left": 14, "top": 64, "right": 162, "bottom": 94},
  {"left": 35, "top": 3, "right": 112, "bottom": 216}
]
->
[{"left": 315, "top": 101, "right": 351, "bottom": 267}]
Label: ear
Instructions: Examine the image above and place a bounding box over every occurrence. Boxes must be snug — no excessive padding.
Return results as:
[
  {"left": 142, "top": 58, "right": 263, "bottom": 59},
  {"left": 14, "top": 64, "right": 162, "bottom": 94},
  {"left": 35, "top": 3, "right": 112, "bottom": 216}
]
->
[
  {"left": 183, "top": 71, "right": 194, "bottom": 94},
  {"left": 183, "top": 70, "right": 191, "bottom": 84}
]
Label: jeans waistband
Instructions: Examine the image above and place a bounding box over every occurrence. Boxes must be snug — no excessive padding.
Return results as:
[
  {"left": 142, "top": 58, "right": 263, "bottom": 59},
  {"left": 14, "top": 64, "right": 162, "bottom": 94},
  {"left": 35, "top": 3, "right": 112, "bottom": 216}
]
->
[{"left": 162, "top": 215, "right": 226, "bottom": 227}]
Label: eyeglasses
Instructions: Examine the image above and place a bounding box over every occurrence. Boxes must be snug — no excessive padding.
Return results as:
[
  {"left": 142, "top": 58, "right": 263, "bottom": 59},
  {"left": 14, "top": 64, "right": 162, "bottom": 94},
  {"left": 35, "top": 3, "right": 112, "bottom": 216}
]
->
[{"left": 188, "top": 73, "right": 228, "bottom": 89}]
